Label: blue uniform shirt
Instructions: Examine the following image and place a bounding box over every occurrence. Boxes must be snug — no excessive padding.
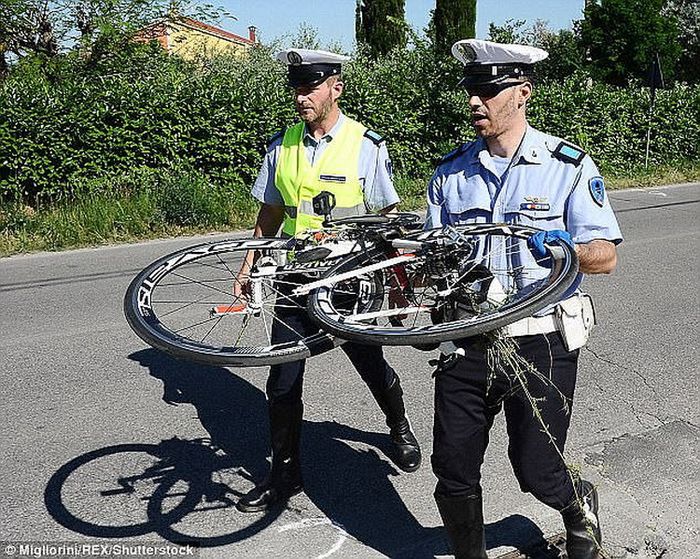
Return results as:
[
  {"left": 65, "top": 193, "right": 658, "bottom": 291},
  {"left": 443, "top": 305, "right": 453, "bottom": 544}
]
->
[
  {"left": 252, "top": 112, "right": 399, "bottom": 212},
  {"left": 426, "top": 125, "right": 623, "bottom": 305}
]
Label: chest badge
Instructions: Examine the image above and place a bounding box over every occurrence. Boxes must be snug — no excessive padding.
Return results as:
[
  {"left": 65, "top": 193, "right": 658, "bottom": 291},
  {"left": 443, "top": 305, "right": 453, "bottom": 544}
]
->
[{"left": 521, "top": 195, "right": 550, "bottom": 211}]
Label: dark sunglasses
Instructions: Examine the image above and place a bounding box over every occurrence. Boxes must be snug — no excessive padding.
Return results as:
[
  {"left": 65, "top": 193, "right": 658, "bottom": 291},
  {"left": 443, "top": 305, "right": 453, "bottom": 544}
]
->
[{"left": 465, "top": 82, "right": 521, "bottom": 99}]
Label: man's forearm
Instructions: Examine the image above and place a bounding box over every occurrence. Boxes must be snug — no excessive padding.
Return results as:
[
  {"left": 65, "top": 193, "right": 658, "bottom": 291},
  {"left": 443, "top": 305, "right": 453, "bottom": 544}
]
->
[
  {"left": 234, "top": 204, "right": 285, "bottom": 296},
  {"left": 575, "top": 239, "right": 617, "bottom": 274},
  {"left": 254, "top": 204, "right": 285, "bottom": 237}
]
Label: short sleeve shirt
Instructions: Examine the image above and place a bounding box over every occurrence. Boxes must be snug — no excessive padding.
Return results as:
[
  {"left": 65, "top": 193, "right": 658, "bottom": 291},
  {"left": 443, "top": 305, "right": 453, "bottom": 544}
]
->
[
  {"left": 251, "top": 112, "right": 399, "bottom": 212},
  {"left": 425, "top": 125, "right": 623, "bottom": 304}
]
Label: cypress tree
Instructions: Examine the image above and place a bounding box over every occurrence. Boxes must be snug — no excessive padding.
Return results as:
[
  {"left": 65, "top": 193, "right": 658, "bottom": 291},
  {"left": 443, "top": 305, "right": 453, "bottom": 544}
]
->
[
  {"left": 433, "top": 0, "right": 477, "bottom": 57},
  {"left": 356, "top": 0, "right": 406, "bottom": 57}
]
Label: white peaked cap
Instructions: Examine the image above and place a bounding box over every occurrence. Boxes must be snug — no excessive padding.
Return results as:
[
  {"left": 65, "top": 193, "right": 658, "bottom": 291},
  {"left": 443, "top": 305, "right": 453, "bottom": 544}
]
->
[
  {"left": 451, "top": 39, "right": 548, "bottom": 66},
  {"left": 276, "top": 48, "right": 350, "bottom": 66}
]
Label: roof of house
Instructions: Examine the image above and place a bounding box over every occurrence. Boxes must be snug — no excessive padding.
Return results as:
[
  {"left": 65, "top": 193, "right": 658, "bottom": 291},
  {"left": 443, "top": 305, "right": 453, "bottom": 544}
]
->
[{"left": 175, "top": 16, "right": 254, "bottom": 45}]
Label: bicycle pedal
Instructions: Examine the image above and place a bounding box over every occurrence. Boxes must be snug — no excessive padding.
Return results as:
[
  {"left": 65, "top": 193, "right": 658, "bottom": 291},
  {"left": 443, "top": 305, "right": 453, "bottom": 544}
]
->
[{"left": 210, "top": 303, "right": 250, "bottom": 316}]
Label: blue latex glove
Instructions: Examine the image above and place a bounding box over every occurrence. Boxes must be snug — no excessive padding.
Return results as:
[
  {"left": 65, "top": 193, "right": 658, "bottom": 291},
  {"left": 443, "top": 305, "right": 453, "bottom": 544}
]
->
[{"left": 527, "top": 229, "right": 574, "bottom": 260}]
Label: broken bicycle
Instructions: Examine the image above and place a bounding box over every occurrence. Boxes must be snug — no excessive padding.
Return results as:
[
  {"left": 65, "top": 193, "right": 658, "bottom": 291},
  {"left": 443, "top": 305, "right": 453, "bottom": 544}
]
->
[{"left": 124, "top": 198, "right": 578, "bottom": 367}]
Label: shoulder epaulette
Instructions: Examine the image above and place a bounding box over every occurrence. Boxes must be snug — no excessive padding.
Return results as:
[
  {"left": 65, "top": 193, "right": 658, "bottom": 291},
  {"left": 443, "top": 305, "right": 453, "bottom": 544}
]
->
[
  {"left": 439, "top": 143, "right": 470, "bottom": 165},
  {"left": 266, "top": 129, "right": 285, "bottom": 149},
  {"left": 551, "top": 141, "right": 586, "bottom": 167},
  {"left": 363, "top": 129, "right": 385, "bottom": 145}
]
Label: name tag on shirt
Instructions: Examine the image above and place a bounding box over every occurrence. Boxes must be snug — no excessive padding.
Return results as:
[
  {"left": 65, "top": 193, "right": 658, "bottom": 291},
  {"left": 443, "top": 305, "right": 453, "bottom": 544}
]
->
[{"left": 319, "top": 174, "right": 346, "bottom": 183}]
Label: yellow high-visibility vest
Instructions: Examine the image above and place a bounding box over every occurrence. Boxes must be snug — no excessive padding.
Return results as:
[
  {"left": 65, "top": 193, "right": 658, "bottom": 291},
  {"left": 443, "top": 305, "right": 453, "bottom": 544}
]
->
[{"left": 275, "top": 117, "right": 366, "bottom": 236}]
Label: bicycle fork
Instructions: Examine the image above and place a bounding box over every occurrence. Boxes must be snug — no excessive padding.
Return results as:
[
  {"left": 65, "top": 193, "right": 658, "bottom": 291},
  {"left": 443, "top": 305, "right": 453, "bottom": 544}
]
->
[{"left": 210, "top": 259, "right": 279, "bottom": 317}]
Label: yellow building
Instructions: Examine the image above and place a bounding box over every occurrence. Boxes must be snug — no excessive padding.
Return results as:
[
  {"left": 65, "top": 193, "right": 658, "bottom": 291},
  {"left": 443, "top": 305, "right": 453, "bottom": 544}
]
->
[{"left": 136, "top": 16, "right": 257, "bottom": 59}]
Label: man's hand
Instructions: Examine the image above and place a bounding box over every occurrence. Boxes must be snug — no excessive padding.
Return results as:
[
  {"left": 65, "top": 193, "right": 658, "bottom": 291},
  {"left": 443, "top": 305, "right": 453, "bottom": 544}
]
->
[
  {"left": 527, "top": 229, "right": 574, "bottom": 259},
  {"left": 232, "top": 270, "right": 251, "bottom": 300}
]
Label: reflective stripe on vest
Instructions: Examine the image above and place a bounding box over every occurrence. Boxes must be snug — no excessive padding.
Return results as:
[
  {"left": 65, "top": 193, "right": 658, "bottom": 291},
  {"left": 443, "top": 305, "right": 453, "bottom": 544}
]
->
[{"left": 275, "top": 118, "right": 366, "bottom": 236}]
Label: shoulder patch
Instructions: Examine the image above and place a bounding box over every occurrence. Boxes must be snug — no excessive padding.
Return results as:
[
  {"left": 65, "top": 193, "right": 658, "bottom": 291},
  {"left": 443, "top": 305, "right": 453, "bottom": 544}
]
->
[
  {"left": 589, "top": 176, "right": 606, "bottom": 207},
  {"left": 439, "top": 143, "right": 469, "bottom": 165},
  {"left": 552, "top": 141, "right": 586, "bottom": 166},
  {"left": 363, "top": 129, "right": 385, "bottom": 145},
  {"left": 266, "top": 129, "right": 285, "bottom": 149}
]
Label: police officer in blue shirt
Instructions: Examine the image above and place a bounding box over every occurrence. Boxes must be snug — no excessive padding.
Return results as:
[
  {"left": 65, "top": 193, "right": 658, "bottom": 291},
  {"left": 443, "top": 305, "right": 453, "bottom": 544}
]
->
[
  {"left": 236, "top": 49, "right": 421, "bottom": 514},
  {"left": 427, "top": 40, "right": 622, "bottom": 559}
]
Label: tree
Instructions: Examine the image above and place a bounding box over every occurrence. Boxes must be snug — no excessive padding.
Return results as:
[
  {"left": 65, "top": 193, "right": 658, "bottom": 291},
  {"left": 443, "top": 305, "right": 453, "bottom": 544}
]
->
[
  {"left": 355, "top": 0, "right": 406, "bottom": 57},
  {"left": 538, "top": 28, "right": 586, "bottom": 81},
  {"left": 487, "top": 18, "right": 527, "bottom": 44},
  {"left": 0, "top": 0, "right": 62, "bottom": 77},
  {"left": 663, "top": 0, "right": 700, "bottom": 83},
  {"left": 432, "top": 0, "right": 476, "bottom": 57},
  {"left": 578, "top": 0, "right": 682, "bottom": 86}
]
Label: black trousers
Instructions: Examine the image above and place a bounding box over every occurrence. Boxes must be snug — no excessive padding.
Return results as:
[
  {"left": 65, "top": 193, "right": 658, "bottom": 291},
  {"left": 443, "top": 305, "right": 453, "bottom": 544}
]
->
[
  {"left": 266, "top": 276, "right": 394, "bottom": 404},
  {"left": 432, "top": 332, "right": 579, "bottom": 511}
]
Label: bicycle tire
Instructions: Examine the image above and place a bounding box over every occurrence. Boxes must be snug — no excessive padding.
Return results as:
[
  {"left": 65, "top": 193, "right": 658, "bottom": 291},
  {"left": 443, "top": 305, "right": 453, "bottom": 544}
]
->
[
  {"left": 306, "top": 223, "right": 579, "bottom": 345},
  {"left": 124, "top": 237, "right": 343, "bottom": 367}
]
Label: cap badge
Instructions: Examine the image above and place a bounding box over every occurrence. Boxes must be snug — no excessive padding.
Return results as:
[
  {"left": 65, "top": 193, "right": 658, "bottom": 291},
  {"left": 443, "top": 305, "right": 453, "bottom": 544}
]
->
[
  {"left": 456, "top": 43, "right": 477, "bottom": 63},
  {"left": 287, "top": 51, "right": 303, "bottom": 65}
]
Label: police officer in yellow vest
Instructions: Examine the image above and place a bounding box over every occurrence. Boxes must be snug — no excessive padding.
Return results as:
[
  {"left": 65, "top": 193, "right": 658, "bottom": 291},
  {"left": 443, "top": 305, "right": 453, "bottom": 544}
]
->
[{"left": 236, "top": 48, "right": 422, "bottom": 513}]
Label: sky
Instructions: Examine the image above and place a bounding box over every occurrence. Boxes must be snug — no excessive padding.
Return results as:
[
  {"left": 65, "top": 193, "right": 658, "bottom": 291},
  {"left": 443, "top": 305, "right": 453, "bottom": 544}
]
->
[{"left": 217, "top": 1, "right": 587, "bottom": 49}]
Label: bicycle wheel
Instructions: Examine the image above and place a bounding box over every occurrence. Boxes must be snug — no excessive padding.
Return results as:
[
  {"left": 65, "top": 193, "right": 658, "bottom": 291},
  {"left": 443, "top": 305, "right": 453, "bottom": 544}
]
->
[
  {"left": 306, "top": 223, "right": 579, "bottom": 345},
  {"left": 124, "top": 237, "right": 345, "bottom": 367}
]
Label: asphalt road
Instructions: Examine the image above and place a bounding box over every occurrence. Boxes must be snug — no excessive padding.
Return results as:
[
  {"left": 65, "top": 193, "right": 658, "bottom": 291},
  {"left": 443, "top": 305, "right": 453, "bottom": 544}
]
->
[{"left": 1, "top": 183, "right": 698, "bottom": 559}]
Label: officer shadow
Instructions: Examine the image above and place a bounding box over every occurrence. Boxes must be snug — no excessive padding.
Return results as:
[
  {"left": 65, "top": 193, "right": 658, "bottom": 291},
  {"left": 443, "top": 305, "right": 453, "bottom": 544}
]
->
[
  {"left": 129, "top": 349, "right": 271, "bottom": 483},
  {"left": 485, "top": 515, "right": 565, "bottom": 558},
  {"left": 131, "top": 349, "right": 560, "bottom": 558}
]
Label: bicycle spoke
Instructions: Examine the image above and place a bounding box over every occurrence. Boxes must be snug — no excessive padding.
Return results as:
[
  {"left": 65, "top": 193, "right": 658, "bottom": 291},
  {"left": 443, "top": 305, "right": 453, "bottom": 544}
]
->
[
  {"left": 167, "top": 271, "right": 235, "bottom": 299},
  {"left": 199, "top": 313, "right": 227, "bottom": 344}
]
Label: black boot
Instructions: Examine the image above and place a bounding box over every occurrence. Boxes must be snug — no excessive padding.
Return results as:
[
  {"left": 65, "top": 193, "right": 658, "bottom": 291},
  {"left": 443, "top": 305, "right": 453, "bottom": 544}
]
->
[
  {"left": 237, "top": 400, "right": 304, "bottom": 513},
  {"left": 434, "top": 492, "right": 488, "bottom": 559},
  {"left": 371, "top": 374, "right": 422, "bottom": 472},
  {"left": 561, "top": 479, "right": 602, "bottom": 559}
]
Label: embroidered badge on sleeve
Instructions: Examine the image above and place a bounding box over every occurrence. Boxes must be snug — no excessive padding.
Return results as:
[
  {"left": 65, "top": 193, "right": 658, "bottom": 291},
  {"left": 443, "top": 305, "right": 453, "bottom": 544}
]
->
[{"left": 589, "top": 176, "right": 605, "bottom": 207}]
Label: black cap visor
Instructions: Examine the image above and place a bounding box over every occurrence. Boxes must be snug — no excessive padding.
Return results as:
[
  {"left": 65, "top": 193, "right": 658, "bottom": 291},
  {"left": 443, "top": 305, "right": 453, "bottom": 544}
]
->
[
  {"left": 458, "top": 63, "right": 533, "bottom": 87},
  {"left": 288, "top": 63, "right": 341, "bottom": 88}
]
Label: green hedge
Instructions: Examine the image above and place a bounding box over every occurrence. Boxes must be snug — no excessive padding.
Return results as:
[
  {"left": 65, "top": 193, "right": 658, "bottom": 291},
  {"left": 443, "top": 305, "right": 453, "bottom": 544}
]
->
[{"left": 1, "top": 42, "right": 698, "bottom": 207}]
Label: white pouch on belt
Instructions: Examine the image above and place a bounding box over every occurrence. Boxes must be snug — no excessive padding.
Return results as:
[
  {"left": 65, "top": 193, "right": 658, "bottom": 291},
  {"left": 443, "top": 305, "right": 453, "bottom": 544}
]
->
[{"left": 554, "top": 293, "right": 596, "bottom": 351}]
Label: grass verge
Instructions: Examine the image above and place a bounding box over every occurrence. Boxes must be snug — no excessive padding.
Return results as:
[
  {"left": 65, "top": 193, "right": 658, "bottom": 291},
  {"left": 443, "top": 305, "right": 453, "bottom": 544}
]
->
[{"left": 1, "top": 161, "right": 698, "bottom": 257}]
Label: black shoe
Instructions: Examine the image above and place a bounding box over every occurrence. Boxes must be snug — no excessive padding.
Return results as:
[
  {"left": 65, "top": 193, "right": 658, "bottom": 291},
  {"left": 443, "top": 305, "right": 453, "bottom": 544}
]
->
[
  {"left": 237, "top": 399, "right": 304, "bottom": 513},
  {"left": 562, "top": 479, "right": 602, "bottom": 559},
  {"left": 370, "top": 374, "right": 422, "bottom": 472},
  {"left": 237, "top": 476, "right": 303, "bottom": 513},
  {"left": 434, "top": 491, "right": 488, "bottom": 559},
  {"left": 390, "top": 419, "right": 422, "bottom": 472}
]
